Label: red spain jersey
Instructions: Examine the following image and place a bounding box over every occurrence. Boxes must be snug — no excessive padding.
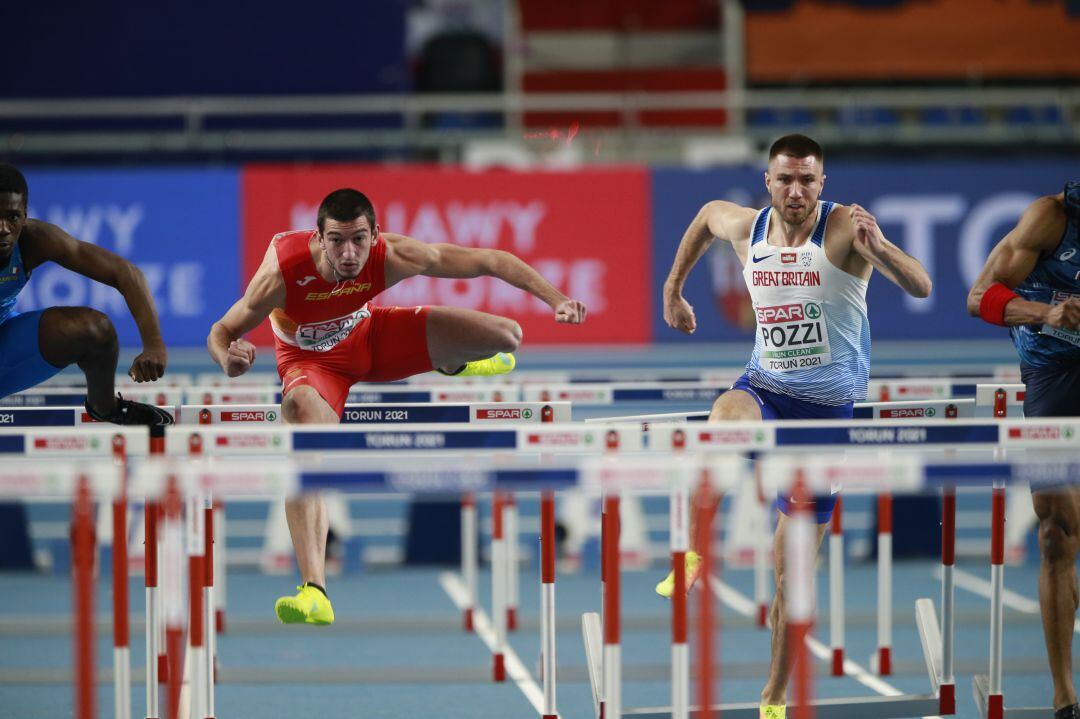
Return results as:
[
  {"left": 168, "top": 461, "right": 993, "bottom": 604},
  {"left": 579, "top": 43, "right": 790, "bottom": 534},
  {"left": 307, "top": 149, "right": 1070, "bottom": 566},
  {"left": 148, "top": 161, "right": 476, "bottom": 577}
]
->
[{"left": 269, "top": 230, "right": 387, "bottom": 352}]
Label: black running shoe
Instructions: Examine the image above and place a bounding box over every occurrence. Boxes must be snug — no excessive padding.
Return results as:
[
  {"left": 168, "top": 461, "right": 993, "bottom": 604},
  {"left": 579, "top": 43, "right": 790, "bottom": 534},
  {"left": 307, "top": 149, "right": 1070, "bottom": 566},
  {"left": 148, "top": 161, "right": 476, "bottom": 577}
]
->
[
  {"left": 85, "top": 393, "right": 174, "bottom": 426},
  {"left": 1056, "top": 705, "right": 1080, "bottom": 719}
]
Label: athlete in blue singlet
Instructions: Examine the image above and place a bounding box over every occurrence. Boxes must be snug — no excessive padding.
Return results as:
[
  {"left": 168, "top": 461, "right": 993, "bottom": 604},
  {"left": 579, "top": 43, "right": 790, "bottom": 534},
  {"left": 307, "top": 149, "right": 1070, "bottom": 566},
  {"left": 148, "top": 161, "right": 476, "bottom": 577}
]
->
[
  {"left": 0, "top": 164, "right": 171, "bottom": 424},
  {"left": 660, "top": 135, "right": 932, "bottom": 719},
  {"left": 968, "top": 182, "right": 1080, "bottom": 719}
]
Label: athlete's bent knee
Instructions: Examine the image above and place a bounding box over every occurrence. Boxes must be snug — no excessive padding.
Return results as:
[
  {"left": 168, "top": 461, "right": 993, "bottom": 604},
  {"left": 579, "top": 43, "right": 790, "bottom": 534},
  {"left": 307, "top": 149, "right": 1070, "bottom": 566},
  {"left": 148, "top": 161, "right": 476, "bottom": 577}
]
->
[
  {"left": 1039, "top": 516, "right": 1079, "bottom": 566},
  {"left": 497, "top": 320, "right": 522, "bottom": 353},
  {"left": 77, "top": 309, "right": 118, "bottom": 350},
  {"left": 281, "top": 388, "right": 330, "bottom": 424}
]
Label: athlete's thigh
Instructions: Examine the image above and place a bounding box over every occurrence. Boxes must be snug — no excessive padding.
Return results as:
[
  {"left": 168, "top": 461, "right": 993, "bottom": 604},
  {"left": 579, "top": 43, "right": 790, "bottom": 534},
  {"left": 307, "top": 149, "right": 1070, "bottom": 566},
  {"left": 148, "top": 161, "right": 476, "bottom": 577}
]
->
[
  {"left": 277, "top": 347, "right": 353, "bottom": 421},
  {"left": 364, "top": 305, "right": 436, "bottom": 382},
  {"left": 0, "top": 311, "right": 64, "bottom": 398},
  {"left": 423, "top": 305, "right": 518, "bottom": 365},
  {"left": 709, "top": 388, "right": 764, "bottom": 421}
]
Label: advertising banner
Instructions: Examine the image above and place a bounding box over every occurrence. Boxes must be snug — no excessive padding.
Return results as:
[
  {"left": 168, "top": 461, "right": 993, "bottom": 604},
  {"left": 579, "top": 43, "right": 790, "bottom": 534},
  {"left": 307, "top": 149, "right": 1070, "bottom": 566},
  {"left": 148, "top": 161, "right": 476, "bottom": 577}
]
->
[
  {"left": 651, "top": 161, "right": 1077, "bottom": 343},
  {"left": 242, "top": 165, "right": 651, "bottom": 345},
  {"left": 17, "top": 168, "right": 240, "bottom": 347}
]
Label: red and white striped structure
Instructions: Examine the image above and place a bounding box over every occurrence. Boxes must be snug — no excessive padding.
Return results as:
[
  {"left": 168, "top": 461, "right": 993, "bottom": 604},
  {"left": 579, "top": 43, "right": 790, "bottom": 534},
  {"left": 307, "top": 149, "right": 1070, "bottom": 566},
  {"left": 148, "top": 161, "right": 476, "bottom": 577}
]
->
[
  {"left": 460, "top": 493, "right": 478, "bottom": 632},
  {"left": 491, "top": 492, "right": 508, "bottom": 682},
  {"left": 876, "top": 492, "right": 893, "bottom": 676},
  {"left": 110, "top": 435, "right": 132, "bottom": 719},
  {"left": 785, "top": 470, "right": 816, "bottom": 719},
  {"left": 144, "top": 495, "right": 161, "bottom": 719},
  {"left": 987, "top": 479, "right": 1007, "bottom": 719},
  {"left": 669, "top": 474, "right": 690, "bottom": 719},
  {"left": 828, "top": 496, "right": 844, "bottom": 677},
  {"left": 72, "top": 475, "right": 96, "bottom": 719},
  {"left": 506, "top": 493, "right": 519, "bottom": 632},
  {"left": 602, "top": 493, "right": 621, "bottom": 719},
  {"left": 939, "top": 485, "right": 957, "bottom": 714},
  {"left": 540, "top": 491, "right": 558, "bottom": 719},
  {"left": 694, "top": 471, "right": 716, "bottom": 719}
]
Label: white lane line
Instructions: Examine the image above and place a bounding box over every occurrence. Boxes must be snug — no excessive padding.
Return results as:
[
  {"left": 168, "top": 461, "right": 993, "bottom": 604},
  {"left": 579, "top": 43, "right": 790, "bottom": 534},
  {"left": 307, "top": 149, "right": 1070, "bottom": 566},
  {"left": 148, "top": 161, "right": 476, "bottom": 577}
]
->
[
  {"left": 708, "top": 575, "right": 942, "bottom": 719},
  {"left": 439, "top": 571, "right": 553, "bottom": 718},
  {"left": 944, "top": 566, "right": 1080, "bottom": 633}
]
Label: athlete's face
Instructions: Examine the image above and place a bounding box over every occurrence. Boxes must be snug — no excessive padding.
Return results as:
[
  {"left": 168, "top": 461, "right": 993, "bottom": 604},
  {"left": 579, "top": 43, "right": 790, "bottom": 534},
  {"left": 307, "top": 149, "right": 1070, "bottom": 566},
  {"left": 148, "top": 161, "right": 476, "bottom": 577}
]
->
[
  {"left": 765, "top": 155, "right": 824, "bottom": 226},
  {"left": 319, "top": 216, "right": 375, "bottom": 280},
  {"left": 0, "top": 192, "right": 26, "bottom": 264}
]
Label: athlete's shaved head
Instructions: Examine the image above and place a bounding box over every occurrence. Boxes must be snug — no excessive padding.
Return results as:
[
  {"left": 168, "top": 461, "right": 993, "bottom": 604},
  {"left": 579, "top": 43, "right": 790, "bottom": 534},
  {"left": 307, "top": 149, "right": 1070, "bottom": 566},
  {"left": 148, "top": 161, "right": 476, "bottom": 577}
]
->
[
  {"left": 0, "top": 164, "right": 28, "bottom": 208},
  {"left": 317, "top": 188, "right": 376, "bottom": 234},
  {"left": 768, "top": 134, "right": 823, "bottom": 165}
]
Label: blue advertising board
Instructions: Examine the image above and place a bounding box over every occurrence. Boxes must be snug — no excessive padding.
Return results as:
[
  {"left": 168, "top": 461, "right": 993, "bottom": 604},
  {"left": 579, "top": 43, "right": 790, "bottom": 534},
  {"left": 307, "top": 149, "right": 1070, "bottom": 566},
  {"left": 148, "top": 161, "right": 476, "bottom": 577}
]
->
[
  {"left": 651, "top": 161, "right": 1077, "bottom": 343},
  {"left": 17, "top": 168, "right": 240, "bottom": 347}
]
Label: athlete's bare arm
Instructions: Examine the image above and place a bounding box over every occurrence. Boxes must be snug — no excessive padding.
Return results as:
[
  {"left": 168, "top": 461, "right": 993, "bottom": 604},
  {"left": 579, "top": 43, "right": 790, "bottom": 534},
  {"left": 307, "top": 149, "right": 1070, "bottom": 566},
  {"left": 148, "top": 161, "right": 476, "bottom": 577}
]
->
[
  {"left": 835, "top": 204, "right": 932, "bottom": 298},
  {"left": 663, "top": 201, "right": 757, "bottom": 334},
  {"left": 207, "top": 243, "right": 287, "bottom": 376},
  {"left": 21, "top": 219, "right": 167, "bottom": 382},
  {"left": 966, "top": 193, "right": 1078, "bottom": 329},
  {"left": 382, "top": 233, "right": 586, "bottom": 323}
]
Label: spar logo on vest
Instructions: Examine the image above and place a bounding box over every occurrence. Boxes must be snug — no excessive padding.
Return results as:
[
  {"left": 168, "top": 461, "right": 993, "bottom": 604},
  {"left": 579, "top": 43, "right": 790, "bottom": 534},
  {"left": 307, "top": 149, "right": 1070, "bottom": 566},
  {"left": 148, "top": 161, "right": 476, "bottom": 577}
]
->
[
  {"left": 755, "top": 301, "right": 832, "bottom": 372},
  {"left": 296, "top": 305, "right": 372, "bottom": 352}
]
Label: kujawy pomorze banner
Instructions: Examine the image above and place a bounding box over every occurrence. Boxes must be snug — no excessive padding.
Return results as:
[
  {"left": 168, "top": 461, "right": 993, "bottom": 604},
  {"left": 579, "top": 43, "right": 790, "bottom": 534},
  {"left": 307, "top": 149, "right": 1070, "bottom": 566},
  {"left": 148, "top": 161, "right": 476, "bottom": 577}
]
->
[{"left": 241, "top": 165, "right": 651, "bottom": 345}]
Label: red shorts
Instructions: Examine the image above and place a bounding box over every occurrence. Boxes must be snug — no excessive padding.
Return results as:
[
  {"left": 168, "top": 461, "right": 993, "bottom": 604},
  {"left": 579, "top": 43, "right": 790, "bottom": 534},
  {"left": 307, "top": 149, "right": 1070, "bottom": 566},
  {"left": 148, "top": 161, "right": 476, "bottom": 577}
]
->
[{"left": 275, "top": 305, "right": 433, "bottom": 417}]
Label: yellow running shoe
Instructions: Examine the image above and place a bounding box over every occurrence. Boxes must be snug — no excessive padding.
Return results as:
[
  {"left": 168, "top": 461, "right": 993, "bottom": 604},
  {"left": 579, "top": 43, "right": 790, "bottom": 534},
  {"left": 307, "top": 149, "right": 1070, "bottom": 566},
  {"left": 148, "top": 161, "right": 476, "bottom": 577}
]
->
[
  {"left": 760, "top": 706, "right": 786, "bottom": 719},
  {"left": 274, "top": 584, "right": 335, "bottom": 626},
  {"left": 655, "top": 550, "right": 702, "bottom": 598},
  {"left": 441, "top": 352, "right": 516, "bottom": 378}
]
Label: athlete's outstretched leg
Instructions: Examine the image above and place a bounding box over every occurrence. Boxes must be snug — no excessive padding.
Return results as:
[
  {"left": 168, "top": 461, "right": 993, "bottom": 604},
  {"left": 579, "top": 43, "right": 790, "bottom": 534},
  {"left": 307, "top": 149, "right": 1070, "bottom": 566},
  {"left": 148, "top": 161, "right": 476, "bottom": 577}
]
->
[
  {"left": 274, "top": 385, "right": 339, "bottom": 625},
  {"left": 655, "top": 390, "right": 762, "bottom": 597},
  {"left": 760, "top": 514, "right": 827, "bottom": 708},
  {"left": 424, "top": 306, "right": 521, "bottom": 372},
  {"left": 1033, "top": 488, "right": 1080, "bottom": 711},
  {"left": 37, "top": 307, "right": 119, "bottom": 414}
]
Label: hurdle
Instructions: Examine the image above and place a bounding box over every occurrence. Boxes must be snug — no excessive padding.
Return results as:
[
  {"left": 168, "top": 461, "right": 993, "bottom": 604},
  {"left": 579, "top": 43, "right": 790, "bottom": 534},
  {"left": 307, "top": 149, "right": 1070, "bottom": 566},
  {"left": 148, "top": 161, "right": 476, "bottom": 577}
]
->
[{"left": 178, "top": 401, "right": 571, "bottom": 425}]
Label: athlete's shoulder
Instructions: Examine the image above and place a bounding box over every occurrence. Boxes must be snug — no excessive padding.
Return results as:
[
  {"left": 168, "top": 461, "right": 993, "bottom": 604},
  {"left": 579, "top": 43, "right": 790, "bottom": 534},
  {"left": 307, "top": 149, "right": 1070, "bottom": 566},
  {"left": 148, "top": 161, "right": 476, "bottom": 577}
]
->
[{"left": 703, "top": 200, "right": 757, "bottom": 240}]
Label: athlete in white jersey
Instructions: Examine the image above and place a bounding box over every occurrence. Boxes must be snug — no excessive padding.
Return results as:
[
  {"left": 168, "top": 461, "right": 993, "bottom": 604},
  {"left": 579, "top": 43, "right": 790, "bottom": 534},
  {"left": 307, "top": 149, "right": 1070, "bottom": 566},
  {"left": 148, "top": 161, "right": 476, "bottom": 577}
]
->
[{"left": 658, "top": 135, "right": 932, "bottom": 719}]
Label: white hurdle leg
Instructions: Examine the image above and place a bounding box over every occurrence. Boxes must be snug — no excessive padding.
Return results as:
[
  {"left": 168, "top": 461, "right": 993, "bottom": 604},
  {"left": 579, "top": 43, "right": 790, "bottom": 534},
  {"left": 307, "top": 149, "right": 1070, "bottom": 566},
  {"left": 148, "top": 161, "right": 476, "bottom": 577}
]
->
[
  {"left": 492, "top": 493, "right": 507, "bottom": 682},
  {"left": 507, "top": 493, "right": 519, "bottom": 632},
  {"left": 204, "top": 497, "right": 216, "bottom": 719},
  {"left": 829, "top": 496, "right": 845, "bottom": 677},
  {"left": 877, "top": 493, "right": 893, "bottom": 676},
  {"left": 671, "top": 476, "right": 690, "bottom": 719},
  {"left": 461, "top": 494, "right": 477, "bottom": 632},
  {"left": 754, "top": 467, "right": 769, "bottom": 629},
  {"left": 186, "top": 491, "right": 206, "bottom": 719},
  {"left": 602, "top": 494, "right": 621, "bottom": 719},
  {"left": 988, "top": 479, "right": 1006, "bottom": 719},
  {"left": 939, "top": 486, "right": 957, "bottom": 715},
  {"left": 540, "top": 491, "right": 558, "bottom": 719},
  {"left": 145, "top": 499, "right": 160, "bottom": 719},
  {"left": 112, "top": 493, "right": 131, "bottom": 719},
  {"left": 213, "top": 502, "right": 226, "bottom": 638}
]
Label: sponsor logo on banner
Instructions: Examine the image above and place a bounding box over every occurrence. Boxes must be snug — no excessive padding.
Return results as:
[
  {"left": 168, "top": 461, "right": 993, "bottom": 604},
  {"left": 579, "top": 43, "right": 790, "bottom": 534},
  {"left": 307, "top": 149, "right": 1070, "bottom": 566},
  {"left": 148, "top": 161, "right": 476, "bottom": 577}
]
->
[
  {"left": 437, "top": 391, "right": 490, "bottom": 402},
  {"left": 880, "top": 407, "right": 936, "bottom": 418},
  {"left": 1008, "top": 425, "right": 1075, "bottom": 441},
  {"left": 215, "top": 434, "right": 283, "bottom": 448},
  {"left": 476, "top": 408, "right": 533, "bottom": 420},
  {"left": 33, "top": 436, "right": 101, "bottom": 451},
  {"left": 222, "top": 411, "right": 278, "bottom": 422},
  {"left": 526, "top": 432, "right": 595, "bottom": 447},
  {"left": 697, "top": 429, "right": 767, "bottom": 445},
  {"left": 756, "top": 304, "right": 804, "bottom": 324},
  {"left": 242, "top": 166, "right": 650, "bottom": 344}
]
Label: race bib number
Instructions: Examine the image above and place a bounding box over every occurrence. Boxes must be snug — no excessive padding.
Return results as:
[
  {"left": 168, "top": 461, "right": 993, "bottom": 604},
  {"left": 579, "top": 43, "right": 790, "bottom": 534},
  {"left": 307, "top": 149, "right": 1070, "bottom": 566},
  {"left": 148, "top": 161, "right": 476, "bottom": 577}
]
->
[
  {"left": 1041, "top": 291, "right": 1080, "bottom": 348},
  {"left": 295, "top": 306, "right": 371, "bottom": 352},
  {"left": 756, "top": 302, "right": 832, "bottom": 372}
]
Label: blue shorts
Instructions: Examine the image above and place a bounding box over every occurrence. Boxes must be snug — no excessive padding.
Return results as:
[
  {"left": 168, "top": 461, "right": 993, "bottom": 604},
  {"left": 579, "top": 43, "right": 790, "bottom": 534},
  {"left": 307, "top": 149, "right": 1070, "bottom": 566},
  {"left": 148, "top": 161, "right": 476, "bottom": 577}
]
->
[
  {"left": 1020, "top": 360, "right": 1080, "bottom": 418},
  {"left": 0, "top": 311, "right": 64, "bottom": 399},
  {"left": 729, "top": 374, "right": 853, "bottom": 523}
]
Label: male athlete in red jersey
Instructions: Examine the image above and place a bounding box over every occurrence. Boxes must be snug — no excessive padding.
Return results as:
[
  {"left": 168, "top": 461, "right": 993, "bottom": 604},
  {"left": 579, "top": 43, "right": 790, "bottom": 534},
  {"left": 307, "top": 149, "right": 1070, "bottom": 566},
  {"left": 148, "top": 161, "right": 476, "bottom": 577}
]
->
[{"left": 207, "top": 188, "right": 586, "bottom": 624}]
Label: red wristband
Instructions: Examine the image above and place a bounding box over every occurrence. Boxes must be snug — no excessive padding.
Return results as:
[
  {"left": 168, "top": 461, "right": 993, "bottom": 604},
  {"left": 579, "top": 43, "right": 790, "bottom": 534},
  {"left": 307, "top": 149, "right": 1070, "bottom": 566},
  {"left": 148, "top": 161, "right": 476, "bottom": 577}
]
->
[{"left": 979, "top": 282, "right": 1018, "bottom": 327}]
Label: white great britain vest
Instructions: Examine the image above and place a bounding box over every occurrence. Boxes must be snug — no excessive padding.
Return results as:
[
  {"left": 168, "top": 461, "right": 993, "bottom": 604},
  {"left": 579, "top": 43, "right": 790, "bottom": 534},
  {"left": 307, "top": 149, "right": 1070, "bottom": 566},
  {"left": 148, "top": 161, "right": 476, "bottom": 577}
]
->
[{"left": 742, "top": 201, "right": 871, "bottom": 405}]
